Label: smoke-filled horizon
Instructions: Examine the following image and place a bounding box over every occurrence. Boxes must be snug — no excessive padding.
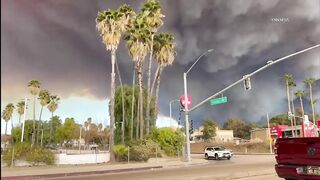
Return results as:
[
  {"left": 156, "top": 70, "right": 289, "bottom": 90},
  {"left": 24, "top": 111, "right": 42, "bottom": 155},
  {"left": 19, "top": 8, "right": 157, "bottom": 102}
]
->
[{"left": 1, "top": 0, "right": 319, "bottom": 129}]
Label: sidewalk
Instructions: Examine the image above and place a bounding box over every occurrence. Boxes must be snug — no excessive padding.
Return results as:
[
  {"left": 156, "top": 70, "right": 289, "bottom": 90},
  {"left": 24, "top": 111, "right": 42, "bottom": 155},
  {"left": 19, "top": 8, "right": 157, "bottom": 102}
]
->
[{"left": 1, "top": 158, "right": 208, "bottom": 179}]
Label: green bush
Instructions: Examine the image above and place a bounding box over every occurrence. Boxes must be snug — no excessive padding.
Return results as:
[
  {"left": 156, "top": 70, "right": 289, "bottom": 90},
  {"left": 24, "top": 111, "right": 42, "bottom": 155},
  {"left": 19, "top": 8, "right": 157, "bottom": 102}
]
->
[
  {"left": 150, "top": 128, "right": 184, "bottom": 156},
  {"left": 2, "top": 143, "right": 55, "bottom": 166},
  {"left": 125, "top": 139, "right": 162, "bottom": 162},
  {"left": 113, "top": 145, "right": 128, "bottom": 161},
  {"left": 2, "top": 143, "right": 32, "bottom": 166},
  {"left": 26, "top": 147, "right": 55, "bottom": 165}
]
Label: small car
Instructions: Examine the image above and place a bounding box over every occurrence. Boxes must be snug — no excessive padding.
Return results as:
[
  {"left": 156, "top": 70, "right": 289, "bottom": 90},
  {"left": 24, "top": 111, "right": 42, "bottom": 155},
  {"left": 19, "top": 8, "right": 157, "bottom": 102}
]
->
[{"left": 204, "top": 146, "right": 233, "bottom": 160}]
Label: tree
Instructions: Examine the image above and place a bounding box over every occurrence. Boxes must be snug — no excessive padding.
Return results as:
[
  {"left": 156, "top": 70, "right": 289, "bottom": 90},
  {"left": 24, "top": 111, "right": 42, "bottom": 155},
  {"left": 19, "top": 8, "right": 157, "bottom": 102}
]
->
[
  {"left": 223, "top": 118, "right": 252, "bottom": 139},
  {"left": 98, "top": 123, "right": 103, "bottom": 132},
  {"left": 288, "top": 81, "right": 297, "bottom": 128},
  {"left": 304, "top": 78, "right": 316, "bottom": 125},
  {"left": 283, "top": 74, "right": 294, "bottom": 135},
  {"left": 56, "top": 118, "right": 78, "bottom": 146},
  {"left": 27, "top": 79, "right": 41, "bottom": 145},
  {"left": 269, "top": 114, "right": 291, "bottom": 126},
  {"left": 47, "top": 95, "right": 60, "bottom": 143},
  {"left": 142, "top": 0, "right": 165, "bottom": 135},
  {"left": 16, "top": 101, "right": 25, "bottom": 125},
  {"left": 201, "top": 118, "right": 218, "bottom": 141},
  {"left": 11, "top": 120, "right": 34, "bottom": 143},
  {"left": 295, "top": 90, "right": 305, "bottom": 137},
  {"left": 96, "top": 4, "right": 135, "bottom": 162},
  {"left": 2, "top": 103, "right": 15, "bottom": 135},
  {"left": 125, "top": 14, "right": 151, "bottom": 139},
  {"left": 150, "top": 128, "right": 184, "bottom": 156},
  {"left": 37, "top": 89, "right": 51, "bottom": 145},
  {"left": 295, "top": 90, "right": 305, "bottom": 116},
  {"left": 49, "top": 116, "right": 62, "bottom": 145},
  {"left": 151, "top": 33, "right": 175, "bottom": 122},
  {"left": 114, "top": 85, "right": 156, "bottom": 144}
]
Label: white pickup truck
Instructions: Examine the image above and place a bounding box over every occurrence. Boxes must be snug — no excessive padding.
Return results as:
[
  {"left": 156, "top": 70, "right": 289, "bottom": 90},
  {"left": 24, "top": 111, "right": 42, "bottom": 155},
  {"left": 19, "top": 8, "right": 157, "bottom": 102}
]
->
[{"left": 204, "top": 146, "right": 233, "bottom": 160}]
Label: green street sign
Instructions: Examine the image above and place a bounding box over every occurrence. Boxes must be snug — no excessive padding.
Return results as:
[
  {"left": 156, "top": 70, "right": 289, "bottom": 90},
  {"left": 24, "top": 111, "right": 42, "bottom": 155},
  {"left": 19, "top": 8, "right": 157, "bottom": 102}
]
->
[{"left": 210, "top": 96, "right": 228, "bottom": 105}]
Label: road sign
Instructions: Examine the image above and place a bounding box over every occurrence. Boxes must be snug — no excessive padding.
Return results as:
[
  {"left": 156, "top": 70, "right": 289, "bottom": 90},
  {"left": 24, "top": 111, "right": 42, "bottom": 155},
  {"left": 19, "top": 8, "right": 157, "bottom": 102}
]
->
[
  {"left": 210, "top": 96, "right": 227, "bottom": 105},
  {"left": 180, "top": 95, "right": 192, "bottom": 109}
]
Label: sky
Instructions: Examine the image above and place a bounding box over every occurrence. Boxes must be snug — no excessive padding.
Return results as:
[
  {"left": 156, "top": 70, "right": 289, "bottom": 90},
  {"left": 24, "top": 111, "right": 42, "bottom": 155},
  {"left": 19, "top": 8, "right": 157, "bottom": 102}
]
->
[{"left": 1, "top": 0, "right": 320, "bottom": 134}]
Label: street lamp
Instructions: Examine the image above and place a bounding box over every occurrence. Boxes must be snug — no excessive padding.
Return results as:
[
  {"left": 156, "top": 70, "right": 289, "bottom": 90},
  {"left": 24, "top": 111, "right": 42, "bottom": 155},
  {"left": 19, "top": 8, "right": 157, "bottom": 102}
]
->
[
  {"left": 183, "top": 48, "right": 214, "bottom": 162},
  {"left": 169, "top": 99, "right": 180, "bottom": 128}
]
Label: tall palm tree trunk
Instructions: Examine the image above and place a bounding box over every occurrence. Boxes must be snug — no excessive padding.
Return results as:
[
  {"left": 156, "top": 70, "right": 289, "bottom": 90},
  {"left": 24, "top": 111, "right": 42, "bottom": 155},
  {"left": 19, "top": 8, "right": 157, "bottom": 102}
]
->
[
  {"left": 11, "top": 118, "right": 13, "bottom": 133},
  {"left": 146, "top": 34, "right": 154, "bottom": 135},
  {"left": 18, "top": 115, "right": 21, "bottom": 125},
  {"left": 154, "top": 66, "right": 163, "bottom": 124},
  {"left": 286, "top": 81, "right": 294, "bottom": 136},
  {"left": 309, "top": 84, "right": 315, "bottom": 125},
  {"left": 150, "top": 66, "right": 160, "bottom": 129},
  {"left": 130, "top": 70, "right": 135, "bottom": 140},
  {"left": 137, "top": 61, "right": 144, "bottom": 139},
  {"left": 290, "top": 89, "right": 297, "bottom": 135},
  {"left": 5, "top": 122, "right": 8, "bottom": 135},
  {"left": 115, "top": 58, "right": 125, "bottom": 145},
  {"left": 36, "top": 106, "right": 44, "bottom": 145},
  {"left": 299, "top": 96, "right": 305, "bottom": 137},
  {"left": 136, "top": 95, "right": 140, "bottom": 139},
  {"left": 50, "top": 112, "right": 53, "bottom": 143},
  {"left": 299, "top": 96, "right": 305, "bottom": 115},
  {"left": 109, "top": 50, "right": 116, "bottom": 162},
  {"left": 32, "top": 95, "right": 36, "bottom": 145}
]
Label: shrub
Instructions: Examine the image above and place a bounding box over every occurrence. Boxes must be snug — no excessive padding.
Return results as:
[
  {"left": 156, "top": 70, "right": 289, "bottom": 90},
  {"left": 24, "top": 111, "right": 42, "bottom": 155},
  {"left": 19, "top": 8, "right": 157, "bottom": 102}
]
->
[
  {"left": 113, "top": 145, "right": 128, "bottom": 161},
  {"left": 125, "top": 139, "right": 162, "bottom": 162},
  {"left": 2, "top": 143, "right": 55, "bottom": 166},
  {"left": 26, "top": 147, "right": 55, "bottom": 165},
  {"left": 150, "top": 128, "right": 184, "bottom": 156},
  {"left": 2, "top": 143, "right": 32, "bottom": 166}
]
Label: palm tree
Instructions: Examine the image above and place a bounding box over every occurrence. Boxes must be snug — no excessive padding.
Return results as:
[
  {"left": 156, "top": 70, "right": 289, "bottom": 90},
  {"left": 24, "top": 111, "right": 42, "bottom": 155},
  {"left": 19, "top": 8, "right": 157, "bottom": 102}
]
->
[
  {"left": 84, "top": 121, "right": 89, "bottom": 131},
  {"left": 295, "top": 90, "right": 305, "bottom": 137},
  {"left": 283, "top": 74, "right": 294, "bottom": 136},
  {"left": 288, "top": 81, "right": 297, "bottom": 135},
  {"left": 87, "top": 117, "right": 92, "bottom": 130},
  {"left": 47, "top": 95, "right": 60, "bottom": 142},
  {"left": 96, "top": 4, "right": 135, "bottom": 161},
  {"left": 36, "top": 89, "right": 50, "bottom": 145},
  {"left": 151, "top": 33, "right": 176, "bottom": 122},
  {"left": 28, "top": 79, "right": 41, "bottom": 145},
  {"left": 141, "top": 0, "right": 165, "bottom": 135},
  {"left": 125, "top": 14, "right": 151, "bottom": 139},
  {"left": 304, "top": 78, "right": 316, "bottom": 125},
  {"left": 16, "top": 101, "right": 25, "bottom": 125},
  {"left": 2, "top": 103, "right": 15, "bottom": 135},
  {"left": 98, "top": 123, "right": 103, "bottom": 132}
]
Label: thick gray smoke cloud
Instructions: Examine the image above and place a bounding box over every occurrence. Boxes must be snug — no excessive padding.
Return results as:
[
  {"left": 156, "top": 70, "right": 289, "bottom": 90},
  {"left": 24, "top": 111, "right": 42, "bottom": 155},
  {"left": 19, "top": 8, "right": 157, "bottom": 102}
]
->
[{"left": 1, "top": 0, "right": 319, "bottom": 127}]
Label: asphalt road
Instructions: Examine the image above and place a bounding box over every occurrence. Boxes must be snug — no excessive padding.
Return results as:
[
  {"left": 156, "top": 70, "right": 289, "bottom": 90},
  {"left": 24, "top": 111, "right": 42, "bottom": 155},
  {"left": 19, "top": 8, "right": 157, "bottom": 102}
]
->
[{"left": 51, "top": 155, "right": 281, "bottom": 180}]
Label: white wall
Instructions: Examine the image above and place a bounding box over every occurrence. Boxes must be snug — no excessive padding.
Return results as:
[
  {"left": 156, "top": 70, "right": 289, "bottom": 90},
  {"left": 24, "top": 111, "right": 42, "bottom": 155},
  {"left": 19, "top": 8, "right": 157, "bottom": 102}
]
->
[{"left": 56, "top": 153, "right": 110, "bottom": 165}]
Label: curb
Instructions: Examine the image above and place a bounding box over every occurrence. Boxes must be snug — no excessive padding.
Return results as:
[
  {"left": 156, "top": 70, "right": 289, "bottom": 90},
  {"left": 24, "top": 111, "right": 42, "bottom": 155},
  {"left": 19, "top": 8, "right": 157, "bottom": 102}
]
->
[{"left": 2, "top": 165, "right": 163, "bottom": 180}]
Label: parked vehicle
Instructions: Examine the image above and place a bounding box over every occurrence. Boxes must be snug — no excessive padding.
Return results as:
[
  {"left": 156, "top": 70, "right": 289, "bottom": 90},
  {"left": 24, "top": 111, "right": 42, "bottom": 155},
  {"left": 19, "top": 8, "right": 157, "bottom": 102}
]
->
[
  {"left": 204, "top": 146, "right": 233, "bottom": 160},
  {"left": 275, "top": 137, "right": 320, "bottom": 179}
]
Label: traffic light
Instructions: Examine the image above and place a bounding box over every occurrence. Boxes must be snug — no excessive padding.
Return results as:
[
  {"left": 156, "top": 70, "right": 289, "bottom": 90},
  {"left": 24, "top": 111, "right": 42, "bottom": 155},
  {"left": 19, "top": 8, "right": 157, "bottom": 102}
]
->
[
  {"left": 189, "top": 119, "right": 194, "bottom": 134},
  {"left": 243, "top": 76, "right": 251, "bottom": 91}
]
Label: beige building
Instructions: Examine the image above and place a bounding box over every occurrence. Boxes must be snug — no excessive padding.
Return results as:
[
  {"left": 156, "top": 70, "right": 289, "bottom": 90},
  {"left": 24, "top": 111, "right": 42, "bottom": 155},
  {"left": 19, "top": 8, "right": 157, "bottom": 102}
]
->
[
  {"left": 250, "top": 128, "right": 269, "bottom": 142},
  {"left": 192, "top": 126, "right": 233, "bottom": 143}
]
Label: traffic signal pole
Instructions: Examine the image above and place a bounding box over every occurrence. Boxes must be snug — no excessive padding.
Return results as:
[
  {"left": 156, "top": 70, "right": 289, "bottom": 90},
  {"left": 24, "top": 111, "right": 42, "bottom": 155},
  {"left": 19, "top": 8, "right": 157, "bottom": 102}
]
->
[
  {"left": 189, "top": 44, "right": 320, "bottom": 113},
  {"left": 183, "top": 72, "right": 191, "bottom": 162}
]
